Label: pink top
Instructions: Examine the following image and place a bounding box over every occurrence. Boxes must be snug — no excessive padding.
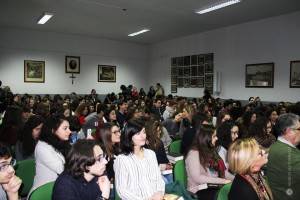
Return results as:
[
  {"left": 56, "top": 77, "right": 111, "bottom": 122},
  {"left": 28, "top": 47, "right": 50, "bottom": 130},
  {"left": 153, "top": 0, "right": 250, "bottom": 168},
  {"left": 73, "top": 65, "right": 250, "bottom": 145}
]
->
[{"left": 185, "top": 149, "right": 235, "bottom": 193}]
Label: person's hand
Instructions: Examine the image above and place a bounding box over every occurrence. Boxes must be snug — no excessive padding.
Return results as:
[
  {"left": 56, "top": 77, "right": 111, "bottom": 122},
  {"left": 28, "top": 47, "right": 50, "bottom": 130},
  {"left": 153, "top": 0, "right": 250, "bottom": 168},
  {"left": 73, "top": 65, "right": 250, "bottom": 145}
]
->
[
  {"left": 166, "top": 163, "right": 173, "bottom": 170},
  {"left": 97, "top": 176, "right": 110, "bottom": 199},
  {"left": 149, "top": 191, "right": 164, "bottom": 200},
  {"left": 2, "top": 175, "right": 22, "bottom": 200},
  {"left": 160, "top": 164, "right": 167, "bottom": 170}
]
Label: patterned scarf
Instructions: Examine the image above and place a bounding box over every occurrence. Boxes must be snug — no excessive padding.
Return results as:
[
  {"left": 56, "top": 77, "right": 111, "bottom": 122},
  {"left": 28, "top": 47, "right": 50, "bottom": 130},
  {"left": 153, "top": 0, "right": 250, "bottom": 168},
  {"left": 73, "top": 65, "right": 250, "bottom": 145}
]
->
[{"left": 207, "top": 151, "right": 227, "bottom": 178}]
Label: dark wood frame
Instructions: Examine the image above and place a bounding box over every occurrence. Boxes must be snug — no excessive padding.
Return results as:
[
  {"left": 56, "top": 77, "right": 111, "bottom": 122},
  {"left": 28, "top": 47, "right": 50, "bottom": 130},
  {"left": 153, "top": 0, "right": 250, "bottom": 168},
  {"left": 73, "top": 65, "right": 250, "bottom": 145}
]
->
[
  {"left": 65, "top": 56, "right": 80, "bottom": 74},
  {"left": 98, "top": 65, "right": 116, "bottom": 82},
  {"left": 171, "top": 76, "right": 178, "bottom": 84},
  {"left": 24, "top": 60, "right": 45, "bottom": 83},
  {"left": 171, "top": 85, "right": 177, "bottom": 93},
  {"left": 197, "top": 77, "right": 204, "bottom": 88},
  {"left": 245, "top": 63, "right": 274, "bottom": 88},
  {"left": 205, "top": 74, "right": 213, "bottom": 84},
  {"left": 205, "top": 63, "right": 214, "bottom": 73},
  {"left": 290, "top": 60, "right": 300, "bottom": 88}
]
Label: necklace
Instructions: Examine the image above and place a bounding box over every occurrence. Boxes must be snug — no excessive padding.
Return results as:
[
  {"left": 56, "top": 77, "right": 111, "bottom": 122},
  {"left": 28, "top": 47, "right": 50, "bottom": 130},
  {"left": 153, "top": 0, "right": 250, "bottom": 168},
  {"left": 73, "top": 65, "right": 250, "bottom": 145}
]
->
[{"left": 240, "top": 173, "right": 272, "bottom": 200}]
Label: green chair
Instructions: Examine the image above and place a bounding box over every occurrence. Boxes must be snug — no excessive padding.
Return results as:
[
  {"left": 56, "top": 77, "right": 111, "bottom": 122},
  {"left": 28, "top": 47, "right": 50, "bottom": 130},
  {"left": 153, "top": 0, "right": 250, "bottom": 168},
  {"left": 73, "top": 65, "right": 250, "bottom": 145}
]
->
[
  {"left": 114, "top": 179, "right": 121, "bottom": 200},
  {"left": 216, "top": 183, "right": 232, "bottom": 200},
  {"left": 14, "top": 159, "right": 35, "bottom": 197},
  {"left": 173, "top": 159, "right": 187, "bottom": 189},
  {"left": 29, "top": 182, "right": 55, "bottom": 200},
  {"left": 169, "top": 140, "right": 182, "bottom": 154}
]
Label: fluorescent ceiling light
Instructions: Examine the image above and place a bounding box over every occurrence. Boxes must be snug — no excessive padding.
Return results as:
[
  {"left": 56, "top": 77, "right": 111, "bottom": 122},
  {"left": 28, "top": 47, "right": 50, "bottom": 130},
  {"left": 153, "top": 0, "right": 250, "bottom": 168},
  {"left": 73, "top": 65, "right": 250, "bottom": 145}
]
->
[
  {"left": 37, "top": 12, "right": 54, "bottom": 24},
  {"left": 128, "top": 28, "right": 150, "bottom": 37},
  {"left": 195, "top": 0, "right": 241, "bottom": 14}
]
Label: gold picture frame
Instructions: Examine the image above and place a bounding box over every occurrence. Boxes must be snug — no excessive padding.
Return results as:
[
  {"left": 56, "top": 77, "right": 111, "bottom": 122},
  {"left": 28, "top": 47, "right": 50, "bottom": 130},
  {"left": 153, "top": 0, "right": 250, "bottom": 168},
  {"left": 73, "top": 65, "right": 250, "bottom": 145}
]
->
[{"left": 24, "top": 60, "right": 45, "bottom": 83}]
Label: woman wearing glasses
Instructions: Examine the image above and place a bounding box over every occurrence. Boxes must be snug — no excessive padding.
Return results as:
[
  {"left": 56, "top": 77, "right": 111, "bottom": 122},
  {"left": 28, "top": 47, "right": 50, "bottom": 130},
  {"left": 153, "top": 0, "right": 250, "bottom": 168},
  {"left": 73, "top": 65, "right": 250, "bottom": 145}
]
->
[
  {"left": 98, "top": 123, "right": 121, "bottom": 180},
  {"left": 216, "top": 120, "right": 240, "bottom": 169},
  {"left": 53, "top": 139, "right": 110, "bottom": 200},
  {"left": 228, "top": 138, "right": 272, "bottom": 200},
  {"left": 114, "top": 119, "right": 165, "bottom": 200},
  {"left": 0, "top": 142, "right": 22, "bottom": 200}
]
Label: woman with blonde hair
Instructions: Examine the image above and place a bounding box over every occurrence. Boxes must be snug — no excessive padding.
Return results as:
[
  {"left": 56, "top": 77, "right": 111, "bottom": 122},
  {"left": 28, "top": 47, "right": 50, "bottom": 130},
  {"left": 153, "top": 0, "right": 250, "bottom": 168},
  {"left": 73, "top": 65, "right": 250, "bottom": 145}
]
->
[{"left": 227, "top": 138, "right": 272, "bottom": 200}]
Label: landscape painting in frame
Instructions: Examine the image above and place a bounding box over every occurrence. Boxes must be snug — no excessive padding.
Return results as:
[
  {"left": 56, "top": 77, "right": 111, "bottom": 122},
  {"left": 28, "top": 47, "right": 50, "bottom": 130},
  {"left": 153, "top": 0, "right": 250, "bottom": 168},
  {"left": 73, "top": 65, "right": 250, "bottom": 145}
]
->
[
  {"left": 24, "top": 60, "right": 45, "bottom": 83},
  {"left": 245, "top": 63, "right": 274, "bottom": 88},
  {"left": 98, "top": 65, "right": 116, "bottom": 82},
  {"left": 290, "top": 60, "right": 300, "bottom": 88}
]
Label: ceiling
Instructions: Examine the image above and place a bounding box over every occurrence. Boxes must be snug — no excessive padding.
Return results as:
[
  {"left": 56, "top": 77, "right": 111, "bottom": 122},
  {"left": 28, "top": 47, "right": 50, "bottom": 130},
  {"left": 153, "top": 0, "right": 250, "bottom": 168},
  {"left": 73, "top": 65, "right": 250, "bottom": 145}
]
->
[{"left": 1, "top": 0, "right": 300, "bottom": 45}]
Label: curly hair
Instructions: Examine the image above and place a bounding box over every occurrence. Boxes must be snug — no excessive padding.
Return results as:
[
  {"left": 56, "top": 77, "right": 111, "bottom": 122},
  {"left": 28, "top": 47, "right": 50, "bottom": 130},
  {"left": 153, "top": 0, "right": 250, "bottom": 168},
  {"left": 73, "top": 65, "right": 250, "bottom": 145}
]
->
[
  {"left": 20, "top": 115, "right": 44, "bottom": 158},
  {"left": 145, "top": 120, "right": 163, "bottom": 150},
  {"left": 38, "top": 114, "right": 70, "bottom": 155},
  {"left": 216, "top": 120, "right": 239, "bottom": 151},
  {"left": 65, "top": 139, "right": 99, "bottom": 179}
]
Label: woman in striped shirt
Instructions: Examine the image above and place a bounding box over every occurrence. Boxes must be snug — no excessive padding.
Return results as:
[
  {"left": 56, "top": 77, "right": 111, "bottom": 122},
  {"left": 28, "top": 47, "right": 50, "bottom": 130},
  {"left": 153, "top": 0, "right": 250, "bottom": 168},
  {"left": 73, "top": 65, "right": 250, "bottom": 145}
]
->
[{"left": 114, "top": 119, "right": 165, "bottom": 200}]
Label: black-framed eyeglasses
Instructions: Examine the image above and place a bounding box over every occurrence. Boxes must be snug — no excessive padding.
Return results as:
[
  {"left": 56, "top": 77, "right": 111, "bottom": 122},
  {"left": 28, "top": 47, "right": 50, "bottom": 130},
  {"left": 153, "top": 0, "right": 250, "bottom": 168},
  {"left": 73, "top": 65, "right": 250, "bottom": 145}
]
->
[
  {"left": 0, "top": 159, "right": 16, "bottom": 171},
  {"left": 112, "top": 130, "right": 121, "bottom": 135},
  {"left": 95, "top": 153, "right": 107, "bottom": 163}
]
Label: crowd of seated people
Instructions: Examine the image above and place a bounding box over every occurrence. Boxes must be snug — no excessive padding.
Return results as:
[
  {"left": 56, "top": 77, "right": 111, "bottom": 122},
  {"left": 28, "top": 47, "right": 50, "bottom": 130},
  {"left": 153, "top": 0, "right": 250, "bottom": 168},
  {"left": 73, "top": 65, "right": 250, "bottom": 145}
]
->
[{"left": 0, "top": 81, "right": 300, "bottom": 199}]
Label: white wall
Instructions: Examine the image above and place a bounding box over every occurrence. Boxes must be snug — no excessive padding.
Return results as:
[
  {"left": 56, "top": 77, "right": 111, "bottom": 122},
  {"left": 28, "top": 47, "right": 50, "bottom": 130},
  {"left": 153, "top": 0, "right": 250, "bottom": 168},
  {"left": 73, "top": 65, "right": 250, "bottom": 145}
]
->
[
  {"left": 149, "top": 11, "right": 300, "bottom": 102},
  {"left": 0, "top": 27, "right": 149, "bottom": 95}
]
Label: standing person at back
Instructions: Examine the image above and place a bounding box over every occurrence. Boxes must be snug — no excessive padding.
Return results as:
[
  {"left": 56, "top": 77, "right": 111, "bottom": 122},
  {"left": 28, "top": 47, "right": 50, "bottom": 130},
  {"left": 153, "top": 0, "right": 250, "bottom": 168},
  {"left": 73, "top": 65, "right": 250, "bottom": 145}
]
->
[
  {"left": 155, "top": 83, "right": 164, "bottom": 99},
  {"left": 267, "top": 113, "right": 300, "bottom": 200},
  {"left": 116, "top": 100, "right": 128, "bottom": 131}
]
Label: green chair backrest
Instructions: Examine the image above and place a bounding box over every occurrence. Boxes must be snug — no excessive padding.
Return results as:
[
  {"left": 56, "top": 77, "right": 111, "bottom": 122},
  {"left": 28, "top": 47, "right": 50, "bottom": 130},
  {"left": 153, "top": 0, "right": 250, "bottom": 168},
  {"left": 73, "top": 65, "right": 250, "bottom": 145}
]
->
[
  {"left": 173, "top": 159, "right": 187, "bottom": 189},
  {"left": 29, "top": 182, "right": 55, "bottom": 200},
  {"left": 169, "top": 140, "right": 182, "bottom": 154},
  {"left": 216, "top": 183, "right": 232, "bottom": 200},
  {"left": 14, "top": 159, "right": 35, "bottom": 197},
  {"left": 114, "top": 179, "right": 121, "bottom": 200}
]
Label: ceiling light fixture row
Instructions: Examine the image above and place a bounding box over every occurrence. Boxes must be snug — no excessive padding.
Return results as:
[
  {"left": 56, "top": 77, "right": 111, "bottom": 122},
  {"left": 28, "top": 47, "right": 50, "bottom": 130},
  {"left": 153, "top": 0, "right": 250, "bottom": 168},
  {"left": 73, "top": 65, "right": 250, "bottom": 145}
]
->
[
  {"left": 128, "top": 28, "right": 150, "bottom": 37},
  {"left": 37, "top": 12, "right": 54, "bottom": 24},
  {"left": 195, "top": 0, "right": 241, "bottom": 14}
]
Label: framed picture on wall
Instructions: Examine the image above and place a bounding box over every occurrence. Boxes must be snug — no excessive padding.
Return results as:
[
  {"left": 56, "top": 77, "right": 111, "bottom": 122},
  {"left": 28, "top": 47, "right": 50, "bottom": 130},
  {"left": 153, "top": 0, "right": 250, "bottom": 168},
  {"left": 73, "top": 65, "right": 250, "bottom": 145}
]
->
[
  {"left": 245, "top": 63, "right": 274, "bottom": 88},
  {"left": 205, "top": 53, "right": 214, "bottom": 63},
  {"left": 171, "top": 85, "right": 177, "bottom": 93},
  {"left": 197, "top": 77, "right": 204, "bottom": 88},
  {"left": 198, "top": 54, "right": 205, "bottom": 64},
  {"left": 178, "top": 57, "right": 184, "bottom": 66},
  {"left": 290, "top": 60, "right": 300, "bottom": 88},
  {"left": 191, "top": 55, "right": 197, "bottom": 65},
  {"left": 191, "top": 66, "right": 197, "bottom": 76},
  {"left": 171, "top": 67, "right": 177, "bottom": 75},
  {"left": 184, "top": 78, "right": 190, "bottom": 88},
  {"left": 205, "top": 74, "right": 213, "bottom": 84},
  {"left": 24, "top": 60, "right": 45, "bottom": 83},
  {"left": 184, "top": 67, "right": 190, "bottom": 76},
  {"left": 190, "top": 77, "right": 197, "bottom": 88},
  {"left": 171, "top": 57, "right": 178, "bottom": 66},
  {"left": 171, "top": 76, "right": 177, "bottom": 84},
  {"left": 178, "top": 67, "right": 184, "bottom": 76},
  {"left": 205, "top": 63, "right": 214, "bottom": 73},
  {"left": 98, "top": 65, "right": 116, "bottom": 82},
  {"left": 65, "top": 56, "right": 80, "bottom": 73},
  {"left": 198, "top": 65, "right": 204, "bottom": 76},
  {"left": 184, "top": 56, "right": 190, "bottom": 66},
  {"left": 178, "top": 78, "right": 184, "bottom": 88}
]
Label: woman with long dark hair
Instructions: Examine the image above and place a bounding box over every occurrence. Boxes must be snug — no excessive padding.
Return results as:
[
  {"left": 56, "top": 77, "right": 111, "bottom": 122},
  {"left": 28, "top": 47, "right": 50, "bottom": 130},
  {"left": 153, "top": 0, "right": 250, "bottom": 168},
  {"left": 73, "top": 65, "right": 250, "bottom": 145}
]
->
[
  {"left": 15, "top": 115, "right": 44, "bottom": 161},
  {"left": 98, "top": 123, "right": 121, "bottom": 180},
  {"left": 185, "top": 125, "right": 233, "bottom": 200},
  {"left": 28, "top": 115, "right": 71, "bottom": 197}
]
